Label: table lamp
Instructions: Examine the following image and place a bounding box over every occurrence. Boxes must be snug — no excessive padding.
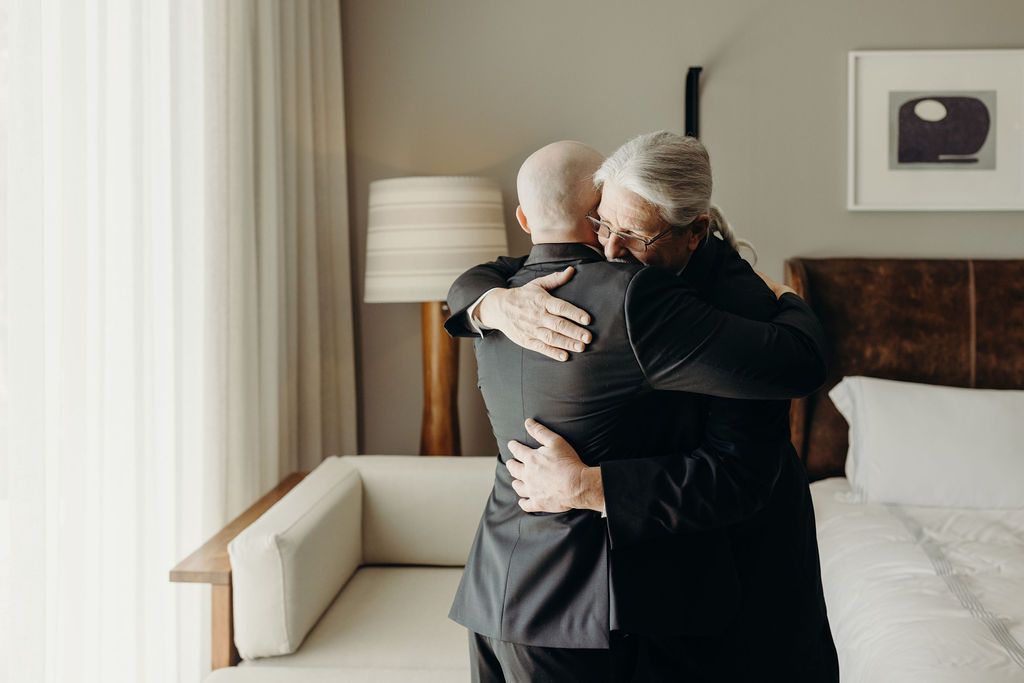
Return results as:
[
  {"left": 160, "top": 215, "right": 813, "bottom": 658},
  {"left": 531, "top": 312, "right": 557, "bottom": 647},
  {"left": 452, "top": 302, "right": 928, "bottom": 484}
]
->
[{"left": 364, "top": 176, "right": 508, "bottom": 456}]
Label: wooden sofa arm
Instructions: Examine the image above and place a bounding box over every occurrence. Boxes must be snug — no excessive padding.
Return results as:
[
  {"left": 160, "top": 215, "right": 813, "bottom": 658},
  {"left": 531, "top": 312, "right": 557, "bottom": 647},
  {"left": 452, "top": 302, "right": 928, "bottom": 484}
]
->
[{"left": 169, "top": 472, "right": 308, "bottom": 670}]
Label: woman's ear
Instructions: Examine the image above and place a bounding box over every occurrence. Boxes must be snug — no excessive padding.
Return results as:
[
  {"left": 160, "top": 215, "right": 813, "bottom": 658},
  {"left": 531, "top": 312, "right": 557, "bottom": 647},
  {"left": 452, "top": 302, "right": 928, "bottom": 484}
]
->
[
  {"left": 686, "top": 214, "right": 711, "bottom": 250},
  {"left": 515, "top": 205, "right": 531, "bottom": 234}
]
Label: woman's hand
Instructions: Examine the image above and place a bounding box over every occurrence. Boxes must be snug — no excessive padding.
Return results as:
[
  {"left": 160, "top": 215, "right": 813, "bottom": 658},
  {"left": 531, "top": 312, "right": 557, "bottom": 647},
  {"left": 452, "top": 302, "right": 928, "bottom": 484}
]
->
[
  {"left": 476, "top": 267, "right": 593, "bottom": 361},
  {"left": 755, "top": 269, "right": 798, "bottom": 299}
]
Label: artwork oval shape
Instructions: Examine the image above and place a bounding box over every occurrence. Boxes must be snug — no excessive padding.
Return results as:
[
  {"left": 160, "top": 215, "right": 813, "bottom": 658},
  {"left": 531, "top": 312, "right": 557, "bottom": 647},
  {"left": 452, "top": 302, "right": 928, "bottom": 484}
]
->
[{"left": 913, "top": 99, "right": 948, "bottom": 122}]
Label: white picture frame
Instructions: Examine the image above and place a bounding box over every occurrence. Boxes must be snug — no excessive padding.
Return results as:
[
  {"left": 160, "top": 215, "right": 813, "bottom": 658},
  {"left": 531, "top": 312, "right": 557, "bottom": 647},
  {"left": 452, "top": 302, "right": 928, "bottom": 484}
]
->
[{"left": 847, "top": 49, "right": 1024, "bottom": 211}]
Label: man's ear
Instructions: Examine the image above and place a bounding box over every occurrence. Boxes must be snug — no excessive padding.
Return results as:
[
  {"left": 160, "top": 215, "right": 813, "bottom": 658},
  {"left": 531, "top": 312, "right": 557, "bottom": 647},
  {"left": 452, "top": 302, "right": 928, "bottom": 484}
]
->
[
  {"left": 686, "top": 214, "right": 710, "bottom": 251},
  {"left": 515, "top": 205, "right": 531, "bottom": 234}
]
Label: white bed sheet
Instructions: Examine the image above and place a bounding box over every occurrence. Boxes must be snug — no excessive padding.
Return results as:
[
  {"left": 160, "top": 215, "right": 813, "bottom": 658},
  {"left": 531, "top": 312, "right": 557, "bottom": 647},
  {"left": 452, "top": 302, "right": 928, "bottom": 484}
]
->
[{"left": 810, "top": 476, "right": 1024, "bottom": 683}]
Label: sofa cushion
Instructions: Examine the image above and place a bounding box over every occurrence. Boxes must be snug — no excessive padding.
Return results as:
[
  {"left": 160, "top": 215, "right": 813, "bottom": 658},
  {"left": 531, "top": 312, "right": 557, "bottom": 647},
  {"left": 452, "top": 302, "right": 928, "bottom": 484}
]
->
[
  {"left": 241, "top": 566, "right": 469, "bottom": 671},
  {"left": 229, "top": 456, "right": 363, "bottom": 660},
  {"left": 354, "top": 455, "right": 495, "bottom": 565}
]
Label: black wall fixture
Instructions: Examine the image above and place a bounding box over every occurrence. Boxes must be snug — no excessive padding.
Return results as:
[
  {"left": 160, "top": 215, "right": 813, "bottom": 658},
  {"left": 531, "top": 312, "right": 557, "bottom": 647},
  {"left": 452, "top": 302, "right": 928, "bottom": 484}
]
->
[{"left": 685, "top": 66, "right": 703, "bottom": 138}]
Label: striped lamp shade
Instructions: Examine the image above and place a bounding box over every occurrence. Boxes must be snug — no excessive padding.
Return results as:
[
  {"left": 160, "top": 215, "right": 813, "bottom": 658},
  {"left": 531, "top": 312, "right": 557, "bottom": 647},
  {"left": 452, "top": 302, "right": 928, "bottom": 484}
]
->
[{"left": 364, "top": 176, "right": 509, "bottom": 303}]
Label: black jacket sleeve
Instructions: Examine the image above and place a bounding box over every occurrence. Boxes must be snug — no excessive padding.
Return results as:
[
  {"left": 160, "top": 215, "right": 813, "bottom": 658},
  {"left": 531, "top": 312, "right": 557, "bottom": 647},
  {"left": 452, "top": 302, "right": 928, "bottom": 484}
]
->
[
  {"left": 600, "top": 440, "right": 788, "bottom": 548},
  {"left": 598, "top": 265, "right": 828, "bottom": 549},
  {"left": 443, "top": 256, "right": 526, "bottom": 338},
  {"left": 625, "top": 266, "right": 828, "bottom": 400}
]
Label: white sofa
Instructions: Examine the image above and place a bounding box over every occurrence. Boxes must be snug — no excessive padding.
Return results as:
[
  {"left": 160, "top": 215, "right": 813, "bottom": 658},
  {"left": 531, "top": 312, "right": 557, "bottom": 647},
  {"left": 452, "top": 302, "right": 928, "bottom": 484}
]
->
[{"left": 203, "top": 454, "right": 496, "bottom": 683}]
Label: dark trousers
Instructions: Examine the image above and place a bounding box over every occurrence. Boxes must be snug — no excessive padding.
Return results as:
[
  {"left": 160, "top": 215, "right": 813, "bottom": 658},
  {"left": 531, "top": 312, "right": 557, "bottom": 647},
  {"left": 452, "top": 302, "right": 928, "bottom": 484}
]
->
[{"left": 468, "top": 629, "right": 724, "bottom": 683}]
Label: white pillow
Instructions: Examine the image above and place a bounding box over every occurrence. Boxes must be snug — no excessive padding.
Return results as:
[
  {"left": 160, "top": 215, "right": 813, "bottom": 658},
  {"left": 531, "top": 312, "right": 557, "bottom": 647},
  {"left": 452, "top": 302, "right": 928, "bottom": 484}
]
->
[{"left": 829, "top": 376, "right": 1024, "bottom": 508}]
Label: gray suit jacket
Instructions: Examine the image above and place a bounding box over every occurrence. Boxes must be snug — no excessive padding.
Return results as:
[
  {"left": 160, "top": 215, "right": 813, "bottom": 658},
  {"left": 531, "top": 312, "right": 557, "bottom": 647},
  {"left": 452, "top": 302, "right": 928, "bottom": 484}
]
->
[{"left": 447, "top": 242, "right": 828, "bottom": 649}]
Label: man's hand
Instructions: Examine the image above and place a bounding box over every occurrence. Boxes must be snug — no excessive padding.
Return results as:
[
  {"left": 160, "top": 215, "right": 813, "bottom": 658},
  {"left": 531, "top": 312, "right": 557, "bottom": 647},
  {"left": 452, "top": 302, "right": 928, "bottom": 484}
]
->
[
  {"left": 754, "top": 269, "right": 798, "bottom": 299},
  {"left": 506, "top": 419, "right": 605, "bottom": 514},
  {"left": 476, "top": 267, "right": 592, "bottom": 361}
]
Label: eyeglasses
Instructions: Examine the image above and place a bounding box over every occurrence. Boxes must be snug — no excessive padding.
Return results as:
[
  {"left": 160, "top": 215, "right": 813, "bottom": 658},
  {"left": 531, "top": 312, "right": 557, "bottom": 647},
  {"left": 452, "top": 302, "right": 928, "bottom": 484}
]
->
[{"left": 586, "top": 215, "right": 681, "bottom": 252}]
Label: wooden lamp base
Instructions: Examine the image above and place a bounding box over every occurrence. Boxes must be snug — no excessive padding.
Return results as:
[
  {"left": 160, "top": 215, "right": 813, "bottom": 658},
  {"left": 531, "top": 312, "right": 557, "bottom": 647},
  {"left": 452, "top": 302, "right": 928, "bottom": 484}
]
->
[{"left": 420, "top": 301, "right": 461, "bottom": 456}]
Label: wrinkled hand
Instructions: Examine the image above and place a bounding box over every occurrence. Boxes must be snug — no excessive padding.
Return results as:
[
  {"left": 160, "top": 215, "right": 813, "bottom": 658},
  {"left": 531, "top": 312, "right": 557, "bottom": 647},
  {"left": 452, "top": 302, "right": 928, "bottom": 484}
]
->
[
  {"left": 754, "top": 269, "right": 798, "bottom": 299},
  {"left": 477, "top": 267, "right": 592, "bottom": 361},
  {"left": 506, "top": 419, "right": 587, "bottom": 513}
]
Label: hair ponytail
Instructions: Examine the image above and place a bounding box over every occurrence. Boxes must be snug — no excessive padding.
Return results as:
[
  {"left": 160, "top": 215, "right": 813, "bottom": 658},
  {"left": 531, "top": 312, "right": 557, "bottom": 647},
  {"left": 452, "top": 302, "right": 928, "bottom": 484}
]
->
[{"left": 708, "top": 204, "right": 757, "bottom": 264}]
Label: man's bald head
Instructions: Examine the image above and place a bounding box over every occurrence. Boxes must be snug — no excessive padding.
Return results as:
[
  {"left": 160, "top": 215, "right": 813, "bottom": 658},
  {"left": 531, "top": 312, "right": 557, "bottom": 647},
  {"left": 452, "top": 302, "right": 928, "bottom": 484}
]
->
[{"left": 516, "top": 141, "right": 604, "bottom": 244}]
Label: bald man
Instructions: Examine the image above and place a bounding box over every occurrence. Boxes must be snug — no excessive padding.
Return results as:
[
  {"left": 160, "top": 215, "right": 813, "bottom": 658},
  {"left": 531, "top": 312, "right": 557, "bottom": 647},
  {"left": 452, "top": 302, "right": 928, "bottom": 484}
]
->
[
  {"left": 515, "top": 141, "right": 604, "bottom": 241},
  {"left": 449, "top": 140, "right": 629, "bottom": 681},
  {"left": 447, "top": 141, "right": 829, "bottom": 682},
  {"left": 459, "top": 141, "right": 605, "bottom": 350}
]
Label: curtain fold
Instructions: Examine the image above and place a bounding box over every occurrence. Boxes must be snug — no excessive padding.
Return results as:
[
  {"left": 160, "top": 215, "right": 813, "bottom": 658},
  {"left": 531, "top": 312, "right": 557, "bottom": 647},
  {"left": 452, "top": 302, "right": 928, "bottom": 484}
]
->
[{"left": 2, "top": 1, "right": 357, "bottom": 681}]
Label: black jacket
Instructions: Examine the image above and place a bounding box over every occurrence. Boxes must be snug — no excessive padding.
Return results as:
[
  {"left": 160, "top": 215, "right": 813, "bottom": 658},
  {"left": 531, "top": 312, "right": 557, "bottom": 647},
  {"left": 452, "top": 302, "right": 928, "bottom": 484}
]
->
[{"left": 446, "top": 240, "right": 837, "bottom": 680}]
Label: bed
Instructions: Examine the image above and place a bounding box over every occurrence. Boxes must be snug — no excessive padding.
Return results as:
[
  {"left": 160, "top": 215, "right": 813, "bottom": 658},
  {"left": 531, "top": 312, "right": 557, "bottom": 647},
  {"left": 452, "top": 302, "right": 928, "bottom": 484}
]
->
[{"left": 785, "top": 258, "right": 1024, "bottom": 682}]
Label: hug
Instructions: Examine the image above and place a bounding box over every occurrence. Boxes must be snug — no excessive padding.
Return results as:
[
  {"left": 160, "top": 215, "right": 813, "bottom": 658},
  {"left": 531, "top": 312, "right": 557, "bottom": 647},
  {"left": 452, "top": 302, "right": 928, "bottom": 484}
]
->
[{"left": 446, "top": 132, "right": 839, "bottom": 682}]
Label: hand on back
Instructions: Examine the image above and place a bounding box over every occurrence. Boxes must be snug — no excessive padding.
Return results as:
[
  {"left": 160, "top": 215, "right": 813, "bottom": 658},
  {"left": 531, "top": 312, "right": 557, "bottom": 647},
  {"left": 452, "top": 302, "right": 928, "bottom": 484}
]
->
[
  {"left": 477, "top": 267, "right": 593, "bottom": 361},
  {"left": 754, "top": 269, "right": 798, "bottom": 299}
]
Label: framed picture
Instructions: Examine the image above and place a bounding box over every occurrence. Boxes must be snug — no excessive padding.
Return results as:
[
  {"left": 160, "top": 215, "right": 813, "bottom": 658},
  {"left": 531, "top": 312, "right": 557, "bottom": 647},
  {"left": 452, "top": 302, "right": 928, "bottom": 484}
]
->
[{"left": 847, "top": 49, "right": 1024, "bottom": 211}]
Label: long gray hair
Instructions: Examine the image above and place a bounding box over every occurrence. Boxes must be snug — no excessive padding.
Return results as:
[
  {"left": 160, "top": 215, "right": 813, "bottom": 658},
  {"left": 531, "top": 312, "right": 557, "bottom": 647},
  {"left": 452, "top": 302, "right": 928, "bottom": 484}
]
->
[{"left": 592, "top": 131, "right": 755, "bottom": 260}]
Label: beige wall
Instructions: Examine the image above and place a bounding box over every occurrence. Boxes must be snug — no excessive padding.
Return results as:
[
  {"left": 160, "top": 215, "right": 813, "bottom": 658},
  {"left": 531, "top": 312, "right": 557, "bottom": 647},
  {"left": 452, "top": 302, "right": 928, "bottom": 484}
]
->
[{"left": 340, "top": 0, "right": 1024, "bottom": 457}]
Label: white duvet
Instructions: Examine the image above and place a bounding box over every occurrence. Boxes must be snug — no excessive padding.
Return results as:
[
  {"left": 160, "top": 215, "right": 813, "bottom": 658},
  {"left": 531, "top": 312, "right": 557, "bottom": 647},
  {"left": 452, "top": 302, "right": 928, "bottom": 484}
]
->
[{"left": 810, "top": 477, "right": 1024, "bottom": 683}]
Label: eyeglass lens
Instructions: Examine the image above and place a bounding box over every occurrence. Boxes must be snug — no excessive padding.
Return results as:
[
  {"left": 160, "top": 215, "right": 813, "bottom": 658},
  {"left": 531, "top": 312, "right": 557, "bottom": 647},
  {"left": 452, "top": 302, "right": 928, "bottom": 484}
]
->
[{"left": 589, "top": 217, "right": 647, "bottom": 251}]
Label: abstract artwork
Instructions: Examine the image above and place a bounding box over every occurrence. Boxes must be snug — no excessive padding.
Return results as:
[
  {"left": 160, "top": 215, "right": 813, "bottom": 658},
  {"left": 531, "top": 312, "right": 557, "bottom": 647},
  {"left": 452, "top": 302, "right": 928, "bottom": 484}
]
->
[
  {"left": 889, "top": 91, "right": 995, "bottom": 169},
  {"left": 848, "top": 51, "right": 1024, "bottom": 210}
]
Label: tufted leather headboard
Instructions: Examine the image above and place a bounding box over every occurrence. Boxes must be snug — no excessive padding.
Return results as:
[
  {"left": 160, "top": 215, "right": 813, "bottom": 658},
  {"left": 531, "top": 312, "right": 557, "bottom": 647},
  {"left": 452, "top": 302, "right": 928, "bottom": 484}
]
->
[{"left": 784, "top": 258, "right": 1024, "bottom": 482}]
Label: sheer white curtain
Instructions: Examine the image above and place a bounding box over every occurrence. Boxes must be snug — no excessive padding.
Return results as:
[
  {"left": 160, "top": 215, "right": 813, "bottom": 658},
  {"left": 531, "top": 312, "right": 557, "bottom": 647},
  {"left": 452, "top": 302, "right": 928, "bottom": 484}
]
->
[{"left": 2, "top": 1, "right": 357, "bottom": 681}]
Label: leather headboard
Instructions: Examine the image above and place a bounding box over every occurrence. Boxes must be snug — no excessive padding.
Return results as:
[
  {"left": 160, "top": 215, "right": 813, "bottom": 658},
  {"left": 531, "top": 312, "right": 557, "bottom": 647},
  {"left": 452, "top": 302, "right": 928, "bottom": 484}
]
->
[{"left": 784, "top": 258, "right": 1024, "bottom": 482}]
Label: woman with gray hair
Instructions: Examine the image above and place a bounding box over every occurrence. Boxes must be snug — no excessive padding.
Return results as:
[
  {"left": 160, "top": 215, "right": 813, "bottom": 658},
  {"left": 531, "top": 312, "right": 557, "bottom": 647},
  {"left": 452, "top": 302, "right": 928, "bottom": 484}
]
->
[
  {"left": 445, "top": 131, "right": 838, "bottom": 682},
  {"left": 592, "top": 129, "right": 754, "bottom": 266}
]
